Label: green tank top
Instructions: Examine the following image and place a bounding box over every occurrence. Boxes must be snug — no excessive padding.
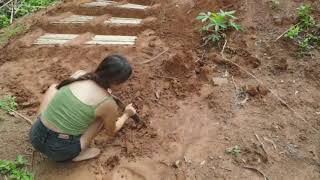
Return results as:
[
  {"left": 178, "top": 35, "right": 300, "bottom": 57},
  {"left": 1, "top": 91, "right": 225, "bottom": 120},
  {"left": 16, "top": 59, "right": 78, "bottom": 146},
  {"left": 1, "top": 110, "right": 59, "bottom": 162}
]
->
[{"left": 43, "top": 86, "right": 111, "bottom": 136}]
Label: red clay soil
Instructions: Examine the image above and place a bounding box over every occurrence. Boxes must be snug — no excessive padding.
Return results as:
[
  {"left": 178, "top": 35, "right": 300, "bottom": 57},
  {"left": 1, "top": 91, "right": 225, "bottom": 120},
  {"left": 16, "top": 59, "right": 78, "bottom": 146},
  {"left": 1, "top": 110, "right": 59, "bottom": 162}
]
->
[{"left": 1, "top": 0, "right": 320, "bottom": 179}]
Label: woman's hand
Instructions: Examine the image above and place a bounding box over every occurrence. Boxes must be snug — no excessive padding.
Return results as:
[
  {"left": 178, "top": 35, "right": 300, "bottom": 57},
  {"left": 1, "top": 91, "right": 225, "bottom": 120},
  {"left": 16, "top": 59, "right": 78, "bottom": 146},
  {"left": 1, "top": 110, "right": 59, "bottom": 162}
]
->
[
  {"left": 115, "top": 104, "right": 136, "bottom": 132},
  {"left": 124, "top": 103, "right": 136, "bottom": 117}
]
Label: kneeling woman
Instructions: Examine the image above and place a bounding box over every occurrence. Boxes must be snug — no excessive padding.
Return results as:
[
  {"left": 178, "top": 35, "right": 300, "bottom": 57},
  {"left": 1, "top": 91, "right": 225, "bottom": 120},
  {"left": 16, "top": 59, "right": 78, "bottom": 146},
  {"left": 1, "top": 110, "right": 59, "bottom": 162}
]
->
[{"left": 29, "top": 55, "right": 136, "bottom": 162}]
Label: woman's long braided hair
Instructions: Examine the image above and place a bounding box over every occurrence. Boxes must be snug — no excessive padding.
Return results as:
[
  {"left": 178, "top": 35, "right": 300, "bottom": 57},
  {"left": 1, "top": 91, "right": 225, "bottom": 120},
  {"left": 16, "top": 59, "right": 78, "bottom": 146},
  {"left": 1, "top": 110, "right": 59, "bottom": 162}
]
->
[{"left": 56, "top": 54, "right": 132, "bottom": 89}]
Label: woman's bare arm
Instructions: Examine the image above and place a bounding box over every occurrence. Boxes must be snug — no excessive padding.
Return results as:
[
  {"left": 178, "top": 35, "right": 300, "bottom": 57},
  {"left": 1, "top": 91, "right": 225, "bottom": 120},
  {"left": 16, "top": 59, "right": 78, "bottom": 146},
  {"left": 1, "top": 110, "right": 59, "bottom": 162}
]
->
[{"left": 96, "top": 101, "right": 136, "bottom": 136}]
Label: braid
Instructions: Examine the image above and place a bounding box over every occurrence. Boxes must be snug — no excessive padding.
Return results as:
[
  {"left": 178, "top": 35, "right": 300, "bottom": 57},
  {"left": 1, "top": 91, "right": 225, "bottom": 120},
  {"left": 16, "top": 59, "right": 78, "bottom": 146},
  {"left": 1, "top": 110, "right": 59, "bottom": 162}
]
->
[{"left": 56, "top": 72, "right": 97, "bottom": 89}]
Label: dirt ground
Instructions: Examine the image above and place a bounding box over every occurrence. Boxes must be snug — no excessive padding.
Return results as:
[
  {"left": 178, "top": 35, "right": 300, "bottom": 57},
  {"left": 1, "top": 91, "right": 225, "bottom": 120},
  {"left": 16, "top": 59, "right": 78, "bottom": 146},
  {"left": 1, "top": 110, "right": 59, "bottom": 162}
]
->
[{"left": 0, "top": 0, "right": 320, "bottom": 179}]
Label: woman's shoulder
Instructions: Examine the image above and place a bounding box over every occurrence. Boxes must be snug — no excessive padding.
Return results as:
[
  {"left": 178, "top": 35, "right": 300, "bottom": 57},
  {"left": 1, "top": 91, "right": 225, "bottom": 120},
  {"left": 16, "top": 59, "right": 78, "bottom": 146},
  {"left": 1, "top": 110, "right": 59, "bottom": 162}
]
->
[{"left": 69, "top": 80, "right": 110, "bottom": 106}]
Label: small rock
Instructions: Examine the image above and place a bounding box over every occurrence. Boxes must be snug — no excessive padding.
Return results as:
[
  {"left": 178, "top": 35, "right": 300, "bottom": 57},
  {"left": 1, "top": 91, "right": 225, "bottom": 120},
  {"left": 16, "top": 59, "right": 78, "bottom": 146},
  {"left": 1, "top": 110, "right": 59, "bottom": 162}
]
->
[
  {"left": 246, "top": 85, "right": 259, "bottom": 96},
  {"left": 273, "top": 15, "right": 283, "bottom": 25},
  {"left": 200, "top": 160, "right": 206, "bottom": 166},
  {"left": 173, "top": 160, "right": 181, "bottom": 168},
  {"left": 250, "top": 35, "right": 257, "bottom": 40},
  {"left": 274, "top": 58, "right": 288, "bottom": 71},
  {"left": 184, "top": 156, "right": 192, "bottom": 163},
  {"left": 247, "top": 56, "right": 261, "bottom": 68},
  {"left": 208, "top": 53, "right": 225, "bottom": 64},
  {"left": 155, "top": 90, "right": 161, "bottom": 99},
  {"left": 211, "top": 77, "right": 228, "bottom": 86},
  {"left": 246, "top": 85, "right": 269, "bottom": 96},
  {"left": 150, "top": 133, "right": 157, "bottom": 138},
  {"left": 257, "top": 85, "right": 269, "bottom": 96},
  {"left": 149, "top": 43, "right": 157, "bottom": 49},
  {"left": 198, "top": 66, "right": 214, "bottom": 81}
]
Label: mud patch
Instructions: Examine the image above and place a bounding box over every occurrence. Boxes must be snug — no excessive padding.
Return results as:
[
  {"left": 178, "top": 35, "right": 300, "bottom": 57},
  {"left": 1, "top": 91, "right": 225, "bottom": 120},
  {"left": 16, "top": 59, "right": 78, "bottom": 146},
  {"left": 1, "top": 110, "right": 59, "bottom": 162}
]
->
[
  {"left": 6, "top": 83, "right": 39, "bottom": 111},
  {"left": 304, "top": 63, "right": 320, "bottom": 88},
  {"left": 163, "top": 50, "right": 196, "bottom": 77},
  {"left": 110, "top": 161, "right": 177, "bottom": 180},
  {"left": 104, "top": 155, "right": 120, "bottom": 170},
  {"left": 42, "top": 61, "right": 72, "bottom": 81}
]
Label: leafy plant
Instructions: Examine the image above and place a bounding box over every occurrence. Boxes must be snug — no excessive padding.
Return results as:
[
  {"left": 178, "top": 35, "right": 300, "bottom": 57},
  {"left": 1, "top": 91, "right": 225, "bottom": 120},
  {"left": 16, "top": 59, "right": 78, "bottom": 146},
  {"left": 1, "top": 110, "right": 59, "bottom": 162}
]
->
[
  {"left": 16, "top": 0, "right": 57, "bottom": 17},
  {"left": 284, "top": 4, "right": 320, "bottom": 56},
  {"left": 271, "top": 0, "right": 280, "bottom": 9},
  {"left": 0, "top": 0, "right": 58, "bottom": 29},
  {"left": 0, "top": 14, "right": 10, "bottom": 28},
  {"left": 226, "top": 145, "right": 241, "bottom": 156},
  {"left": 0, "top": 155, "right": 33, "bottom": 180},
  {"left": 285, "top": 25, "right": 300, "bottom": 39},
  {"left": 196, "top": 10, "right": 241, "bottom": 45},
  {"left": 0, "top": 95, "right": 18, "bottom": 112},
  {"left": 297, "top": 4, "right": 312, "bottom": 17}
]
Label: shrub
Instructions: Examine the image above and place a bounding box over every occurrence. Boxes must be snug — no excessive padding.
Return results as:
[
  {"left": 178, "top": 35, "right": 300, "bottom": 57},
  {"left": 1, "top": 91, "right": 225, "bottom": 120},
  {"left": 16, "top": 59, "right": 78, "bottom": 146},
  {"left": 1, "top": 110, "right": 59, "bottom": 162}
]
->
[{"left": 196, "top": 10, "right": 241, "bottom": 45}]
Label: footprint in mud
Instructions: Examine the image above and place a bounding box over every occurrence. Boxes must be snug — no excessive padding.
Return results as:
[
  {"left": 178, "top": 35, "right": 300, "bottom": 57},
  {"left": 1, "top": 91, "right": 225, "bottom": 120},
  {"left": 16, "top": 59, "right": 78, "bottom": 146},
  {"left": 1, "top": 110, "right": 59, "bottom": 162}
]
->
[{"left": 108, "top": 161, "right": 177, "bottom": 180}]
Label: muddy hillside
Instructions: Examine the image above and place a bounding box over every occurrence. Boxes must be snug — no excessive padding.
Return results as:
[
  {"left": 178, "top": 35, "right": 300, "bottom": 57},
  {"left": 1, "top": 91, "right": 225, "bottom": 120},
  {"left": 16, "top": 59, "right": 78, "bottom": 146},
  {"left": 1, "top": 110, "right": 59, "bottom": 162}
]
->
[{"left": 0, "top": 0, "right": 320, "bottom": 179}]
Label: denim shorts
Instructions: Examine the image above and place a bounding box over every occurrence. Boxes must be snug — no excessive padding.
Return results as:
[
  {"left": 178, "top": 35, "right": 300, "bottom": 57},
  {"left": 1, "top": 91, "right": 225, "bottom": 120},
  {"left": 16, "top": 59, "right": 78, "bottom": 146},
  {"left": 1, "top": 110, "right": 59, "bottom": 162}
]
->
[{"left": 29, "top": 116, "right": 81, "bottom": 162}]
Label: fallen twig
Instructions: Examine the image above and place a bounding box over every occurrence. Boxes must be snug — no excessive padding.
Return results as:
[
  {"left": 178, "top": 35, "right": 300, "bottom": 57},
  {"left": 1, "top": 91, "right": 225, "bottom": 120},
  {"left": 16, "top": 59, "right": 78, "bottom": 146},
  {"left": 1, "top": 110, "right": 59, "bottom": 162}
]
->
[
  {"left": 255, "top": 133, "right": 269, "bottom": 161},
  {"left": 231, "top": 76, "right": 238, "bottom": 90},
  {"left": 220, "top": 166, "right": 232, "bottom": 171},
  {"left": 220, "top": 40, "right": 318, "bottom": 133},
  {"left": 140, "top": 48, "right": 169, "bottom": 64},
  {"left": 263, "top": 137, "right": 277, "bottom": 150},
  {"left": 0, "top": 0, "right": 13, "bottom": 9},
  {"left": 243, "top": 166, "right": 270, "bottom": 180},
  {"left": 9, "top": 111, "right": 33, "bottom": 125},
  {"left": 195, "top": 49, "right": 206, "bottom": 63}
]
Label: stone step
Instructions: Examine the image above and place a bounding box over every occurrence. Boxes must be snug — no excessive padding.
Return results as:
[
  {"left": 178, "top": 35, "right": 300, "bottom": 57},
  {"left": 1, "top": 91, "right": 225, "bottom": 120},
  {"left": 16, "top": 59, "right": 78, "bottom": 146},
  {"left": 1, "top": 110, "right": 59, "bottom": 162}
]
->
[
  {"left": 51, "top": 15, "right": 95, "bottom": 24},
  {"left": 51, "top": 15, "right": 142, "bottom": 25},
  {"left": 34, "top": 34, "right": 79, "bottom": 44},
  {"left": 105, "top": 17, "right": 142, "bottom": 25},
  {"left": 86, "top": 35, "right": 136, "bottom": 45},
  {"left": 34, "top": 33, "right": 137, "bottom": 45},
  {"left": 80, "top": 0, "right": 149, "bottom": 10}
]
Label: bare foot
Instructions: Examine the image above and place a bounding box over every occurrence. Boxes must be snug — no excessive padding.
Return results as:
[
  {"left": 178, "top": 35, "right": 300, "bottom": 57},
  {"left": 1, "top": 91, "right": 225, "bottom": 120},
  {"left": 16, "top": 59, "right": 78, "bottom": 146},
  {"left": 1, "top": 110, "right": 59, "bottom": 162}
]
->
[{"left": 72, "top": 148, "right": 101, "bottom": 162}]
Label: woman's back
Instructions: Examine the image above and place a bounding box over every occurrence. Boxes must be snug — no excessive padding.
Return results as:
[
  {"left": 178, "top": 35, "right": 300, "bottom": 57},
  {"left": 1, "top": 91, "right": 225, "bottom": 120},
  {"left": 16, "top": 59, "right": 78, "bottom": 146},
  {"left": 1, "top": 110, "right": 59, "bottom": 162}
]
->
[{"left": 42, "top": 81, "right": 112, "bottom": 136}]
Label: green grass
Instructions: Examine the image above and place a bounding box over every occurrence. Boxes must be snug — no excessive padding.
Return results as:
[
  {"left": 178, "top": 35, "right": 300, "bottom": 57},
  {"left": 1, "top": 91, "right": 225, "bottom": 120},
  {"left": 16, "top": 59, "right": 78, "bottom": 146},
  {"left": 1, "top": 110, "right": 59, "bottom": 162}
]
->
[
  {"left": 196, "top": 10, "right": 241, "bottom": 46},
  {"left": 284, "top": 4, "right": 320, "bottom": 56},
  {"left": 0, "top": 95, "right": 18, "bottom": 112},
  {"left": 226, "top": 145, "right": 241, "bottom": 156},
  {"left": 0, "top": 155, "right": 33, "bottom": 180},
  {"left": 0, "top": 24, "right": 27, "bottom": 43}
]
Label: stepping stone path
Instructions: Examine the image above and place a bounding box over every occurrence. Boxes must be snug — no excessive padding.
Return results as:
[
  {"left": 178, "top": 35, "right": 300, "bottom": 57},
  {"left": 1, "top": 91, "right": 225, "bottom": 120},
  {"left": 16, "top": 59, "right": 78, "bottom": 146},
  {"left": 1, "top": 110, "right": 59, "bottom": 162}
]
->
[{"left": 33, "top": 0, "right": 152, "bottom": 45}]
